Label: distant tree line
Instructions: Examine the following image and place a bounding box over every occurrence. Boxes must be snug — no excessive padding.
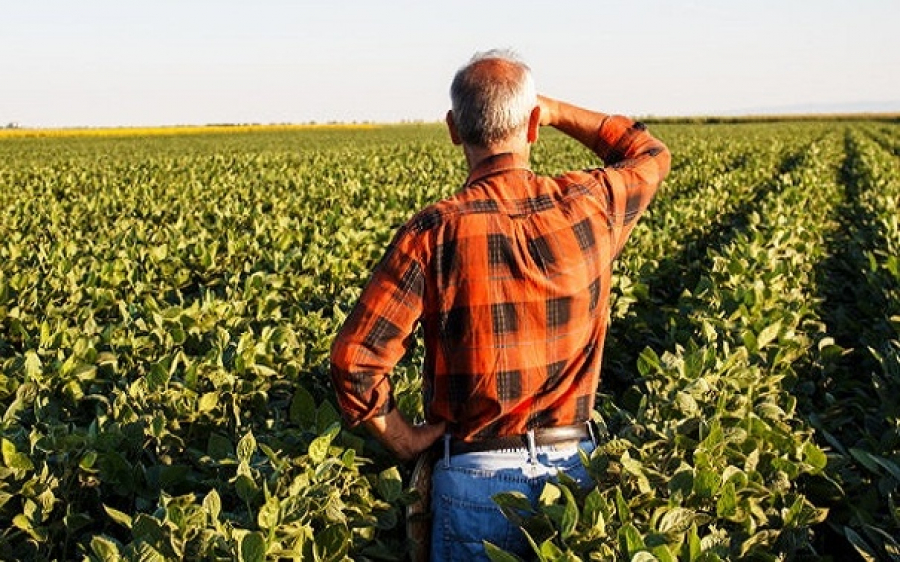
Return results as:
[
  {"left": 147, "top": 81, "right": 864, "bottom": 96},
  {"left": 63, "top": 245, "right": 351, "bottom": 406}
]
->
[{"left": 642, "top": 113, "right": 900, "bottom": 124}]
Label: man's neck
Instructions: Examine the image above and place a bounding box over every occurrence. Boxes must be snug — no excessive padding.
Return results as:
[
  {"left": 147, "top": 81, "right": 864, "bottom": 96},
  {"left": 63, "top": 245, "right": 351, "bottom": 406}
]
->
[{"left": 463, "top": 138, "right": 531, "bottom": 172}]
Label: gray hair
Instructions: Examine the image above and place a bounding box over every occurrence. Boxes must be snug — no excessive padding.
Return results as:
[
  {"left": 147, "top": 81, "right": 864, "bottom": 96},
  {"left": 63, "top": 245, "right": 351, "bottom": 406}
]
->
[{"left": 450, "top": 49, "right": 537, "bottom": 147}]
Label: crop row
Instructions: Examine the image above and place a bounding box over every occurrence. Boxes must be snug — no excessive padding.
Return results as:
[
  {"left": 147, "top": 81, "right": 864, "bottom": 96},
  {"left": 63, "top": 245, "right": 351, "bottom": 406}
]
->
[{"left": 799, "top": 128, "right": 900, "bottom": 561}]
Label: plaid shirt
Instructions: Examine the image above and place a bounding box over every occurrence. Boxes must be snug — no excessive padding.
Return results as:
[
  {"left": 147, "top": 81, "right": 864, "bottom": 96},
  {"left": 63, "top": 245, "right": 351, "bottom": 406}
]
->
[{"left": 331, "top": 114, "right": 670, "bottom": 442}]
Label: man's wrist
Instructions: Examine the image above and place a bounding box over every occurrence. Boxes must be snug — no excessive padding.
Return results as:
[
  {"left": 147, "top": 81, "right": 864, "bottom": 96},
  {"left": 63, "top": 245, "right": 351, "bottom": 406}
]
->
[
  {"left": 538, "top": 95, "right": 557, "bottom": 128},
  {"left": 364, "top": 409, "right": 446, "bottom": 461}
]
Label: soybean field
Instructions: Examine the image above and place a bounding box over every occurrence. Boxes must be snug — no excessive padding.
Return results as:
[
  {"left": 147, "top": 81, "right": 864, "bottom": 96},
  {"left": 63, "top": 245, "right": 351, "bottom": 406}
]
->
[{"left": 0, "top": 119, "right": 898, "bottom": 561}]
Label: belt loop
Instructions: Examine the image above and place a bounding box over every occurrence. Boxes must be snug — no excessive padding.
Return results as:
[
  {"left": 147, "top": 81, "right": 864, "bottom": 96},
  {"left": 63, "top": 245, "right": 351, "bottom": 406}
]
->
[
  {"left": 586, "top": 420, "right": 597, "bottom": 447},
  {"left": 442, "top": 433, "right": 451, "bottom": 467},
  {"left": 526, "top": 429, "right": 537, "bottom": 465}
]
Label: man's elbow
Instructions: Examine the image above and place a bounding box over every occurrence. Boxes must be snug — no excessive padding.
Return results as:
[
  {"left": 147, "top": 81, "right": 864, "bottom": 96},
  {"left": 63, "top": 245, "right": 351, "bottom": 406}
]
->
[
  {"left": 330, "top": 327, "right": 360, "bottom": 374},
  {"left": 330, "top": 334, "right": 346, "bottom": 371},
  {"left": 329, "top": 334, "right": 354, "bottom": 398},
  {"left": 658, "top": 143, "right": 672, "bottom": 179},
  {"left": 647, "top": 142, "right": 672, "bottom": 180}
]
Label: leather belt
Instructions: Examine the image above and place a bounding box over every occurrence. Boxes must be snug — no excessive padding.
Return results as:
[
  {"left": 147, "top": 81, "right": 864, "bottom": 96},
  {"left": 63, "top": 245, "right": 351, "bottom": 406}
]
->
[{"left": 450, "top": 423, "right": 593, "bottom": 456}]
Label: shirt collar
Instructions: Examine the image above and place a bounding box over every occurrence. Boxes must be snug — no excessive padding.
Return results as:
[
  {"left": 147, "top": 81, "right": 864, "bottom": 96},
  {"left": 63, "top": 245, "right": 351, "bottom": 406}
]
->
[{"left": 464, "top": 152, "right": 532, "bottom": 187}]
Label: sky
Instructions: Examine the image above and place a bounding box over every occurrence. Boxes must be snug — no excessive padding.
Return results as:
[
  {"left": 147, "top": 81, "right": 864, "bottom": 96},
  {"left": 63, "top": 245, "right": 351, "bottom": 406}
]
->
[{"left": 2, "top": 0, "right": 898, "bottom": 128}]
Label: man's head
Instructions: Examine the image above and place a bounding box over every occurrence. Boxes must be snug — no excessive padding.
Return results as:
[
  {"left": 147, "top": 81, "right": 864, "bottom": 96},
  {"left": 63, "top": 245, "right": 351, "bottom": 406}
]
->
[{"left": 448, "top": 49, "right": 537, "bottom": 148}]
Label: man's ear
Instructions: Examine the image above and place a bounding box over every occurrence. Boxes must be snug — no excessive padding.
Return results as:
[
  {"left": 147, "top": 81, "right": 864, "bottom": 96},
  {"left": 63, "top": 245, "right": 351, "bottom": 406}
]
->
[
  {"left": 446, "top": 110, "right": 463, "bottom": 145},
  {"left": 526, "top": 105, "right": 540, "bottom": 144}
]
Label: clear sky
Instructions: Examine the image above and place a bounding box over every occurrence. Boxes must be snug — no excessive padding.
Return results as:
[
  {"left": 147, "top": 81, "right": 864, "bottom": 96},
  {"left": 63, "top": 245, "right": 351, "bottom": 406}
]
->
[{"left": 3, "top": 0, "right": 898, "bottom": 128}]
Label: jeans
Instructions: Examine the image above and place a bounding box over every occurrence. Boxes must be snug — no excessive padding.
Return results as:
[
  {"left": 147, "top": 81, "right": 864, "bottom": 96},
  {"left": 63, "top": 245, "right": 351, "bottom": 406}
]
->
[{"left": 429, "top": 438, "right": 595, "bottom": 561}]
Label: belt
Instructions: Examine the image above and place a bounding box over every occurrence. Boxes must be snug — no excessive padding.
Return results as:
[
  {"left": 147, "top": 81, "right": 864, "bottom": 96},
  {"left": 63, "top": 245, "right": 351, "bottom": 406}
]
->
[{"left": 449, "top": 423, "right": 593, "bottom": 456}]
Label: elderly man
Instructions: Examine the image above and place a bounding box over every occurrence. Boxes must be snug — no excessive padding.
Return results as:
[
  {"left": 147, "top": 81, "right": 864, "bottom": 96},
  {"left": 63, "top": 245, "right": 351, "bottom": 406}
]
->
[{"left": 331, "top": 49, "right": 670, "bottom": 560}]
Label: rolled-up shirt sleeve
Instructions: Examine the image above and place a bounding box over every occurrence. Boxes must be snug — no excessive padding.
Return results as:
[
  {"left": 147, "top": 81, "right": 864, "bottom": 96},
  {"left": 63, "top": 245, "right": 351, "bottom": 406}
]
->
[
  {"left": 587, "top": 115, "right": 671, "bottom": 257},
  {"left": 330, "top": 226, "right": 426, "bottom": 426}
]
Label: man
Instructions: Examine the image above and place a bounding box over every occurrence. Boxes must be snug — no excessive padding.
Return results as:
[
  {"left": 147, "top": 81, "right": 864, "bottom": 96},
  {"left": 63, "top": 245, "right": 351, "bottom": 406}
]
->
[{"left": 331, "top": 49, "right": 670, "bottom": 560}]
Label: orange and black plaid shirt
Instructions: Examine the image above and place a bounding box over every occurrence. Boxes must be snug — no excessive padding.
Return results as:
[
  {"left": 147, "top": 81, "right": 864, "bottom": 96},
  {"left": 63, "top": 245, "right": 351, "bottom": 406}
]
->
[{"left": 331, "top": 114, "right": 670, "bottom": 442}]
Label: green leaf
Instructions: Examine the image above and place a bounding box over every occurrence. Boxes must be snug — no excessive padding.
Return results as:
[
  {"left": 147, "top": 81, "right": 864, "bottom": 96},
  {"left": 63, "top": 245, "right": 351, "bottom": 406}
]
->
[
  {"left": 739, "top": 530, "right": 779, "bottom": 556},
  {"left": 716, "top": 482, "right": 737, "bottom": 519},
  {"left": 756, "top": 321, "right": 781, "bottom": 349},
  {"left": 538, "top": 482, "right": 561, "bottom": 506},
  {"left": 234, "top": 474, "right": 259, "bottom": 503},
  {"left": 375, "top": 505, "right": 398, "bottom": 530},
  {"left": 12, "top": 513, "right": 32, "bottom": 532},
  {"left": 80, "top": 450, "right": 98, "bottom": 470},
  {"left": 615, "top": 487, "right": 632, "bottom": 525},
  {"left": 484, "top": 541, "right": 524, "bottom": 562},
  {"left": 687, "top": 525, "right": 702, "bottom": 561},
  {"left": 341, "top": 448, "right": 356, "bottom": 468},
  {"left": 257, "top": 494, "right": 280, "bottom": 529},
  {"left": 154, "top": 464, "right": 191, "bottom": 488},
  {"left": 103, "top": 504, "right": 133, "bottom": 528},
  {"left": 64, "top": 511, "right": 93, "bottom": 534},
  {"left": 650, "top": 544, "right": 677, "bottom": 562},
  {"left": 637, "top": 347, "right": 663, "bottom": 377},
  {"left": 494, "top": 491, "right": 534, "bottom": 527},
  {"left": 843, "top": 526, "right": 878, "bottom": 562},
  {"left": 149, "top": 244, "right": 168, "bottom": 261},
  {"left": 24, "top": 350, "right": 42, "bottom": 378},
  {"left": 675, "top": 392, "right": 699, "bottom": 416},
  {"left": 742, "top": 331, "right": 758, "bottom": 354},
  {"left": 290, "top": 386, "right": 316, "bottom": 427},
  {"left": 693, "top": 469, "right": 721, "bottom": 499},
  {"left": 1, "top": 438, "right": 34, "bottom": 471},
  {"left": 850, "top": 448, "right": 900, "bottom": 482},
  {"left": 782, "top": 495, "right": 804, "bottom": 527},
  {"left": 658, "top": 507, "right": 696, "bottom": 535},
  {"left": 668, "top": 469, "right": 693, "bottom": 497},
  {"left": 539, "top": 538, "right": 566, "bottom": 560},
  {"left": 621, "top": 453, "right": 652, "bottom": 494},
  {"left": 316, "top": 400, "right": 341, "bottom": 432},
  {"left": 240, "top": 531, "right": 267, "bottom": 562},
  {"left": 198, "top": 392, "right": 218, "bottom": 413},
  {"left": 315, "top": 524, "right": 350, "bottom": 557},
  {"left": 583, "top": 487, "right": 607, "bottom": 534},
  {"left": 203, "top": 489, "right": 221, "bottom": 521},
  {"left": 376, "top": 466, "right": 403, "bottom": 502},
  {"left": 801, "top": 440, "right": 827, "bottom": 473},
  {"left": 308, "top": 432, "right": 333, "bottom": 464},
  {"left": 146, "top": 361, "right": 170, "bottom": 391},
  {"left": 558, "top": 485, "right": 579, "bottom": 540},
  {"left": 619, "top": 523, "right": 646, "bottom": 556},
  {"left": 90, "top": 535, "right": 123, "bottom": 562},
  {"left": 237, "top": 431, "right": 256, "bottom": 464},
  {"left": 207, "top": 433, "right": 234, "bottom": 460},
  {"left": 132, "top": 514, "right": 167, "bottom": 547},
  {"left": 494, "top": 491, "right": 534, "bottom": 513}
]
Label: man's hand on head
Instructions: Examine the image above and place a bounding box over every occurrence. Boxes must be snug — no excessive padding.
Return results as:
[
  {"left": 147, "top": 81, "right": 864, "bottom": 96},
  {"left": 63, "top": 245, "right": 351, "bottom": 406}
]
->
[{"left": 537, "top": 95, "right": 558, "bottom": 128}]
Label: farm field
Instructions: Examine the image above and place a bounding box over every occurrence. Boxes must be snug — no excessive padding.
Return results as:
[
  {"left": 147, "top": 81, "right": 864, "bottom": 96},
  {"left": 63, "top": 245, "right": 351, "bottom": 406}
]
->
[{"left": 1, "top": 119, "right": 898, "bottom": 561}]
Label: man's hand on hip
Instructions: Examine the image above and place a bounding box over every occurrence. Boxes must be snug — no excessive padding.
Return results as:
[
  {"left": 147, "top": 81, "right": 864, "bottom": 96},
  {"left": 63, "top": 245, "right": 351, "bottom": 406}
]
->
[{"left": 364, "top": 408, "right": 447, "bottom": 461}]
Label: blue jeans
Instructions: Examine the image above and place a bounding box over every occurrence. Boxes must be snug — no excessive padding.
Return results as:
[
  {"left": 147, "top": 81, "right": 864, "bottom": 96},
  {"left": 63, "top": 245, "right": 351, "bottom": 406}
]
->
[{"left": 429, "top": 438, "right": 595, "bottom": 561}]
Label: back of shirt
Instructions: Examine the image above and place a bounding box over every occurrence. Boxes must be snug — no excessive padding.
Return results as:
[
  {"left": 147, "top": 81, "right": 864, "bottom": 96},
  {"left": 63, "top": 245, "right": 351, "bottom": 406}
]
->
[{"left": 416, "top": 165, "right": 618, "bottom": 439}]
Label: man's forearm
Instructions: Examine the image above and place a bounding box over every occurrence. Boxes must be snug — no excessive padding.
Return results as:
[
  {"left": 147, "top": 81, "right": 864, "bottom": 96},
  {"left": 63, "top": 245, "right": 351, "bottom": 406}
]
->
[
  {"left": 539, "top": 95, "right": 668, "bottom": 170},
  {"left": 364, "top": 409, "right": 446, "bottom": 461},
  {"left": 539, "top": 95, "right": 607, "bottom": 151}
]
